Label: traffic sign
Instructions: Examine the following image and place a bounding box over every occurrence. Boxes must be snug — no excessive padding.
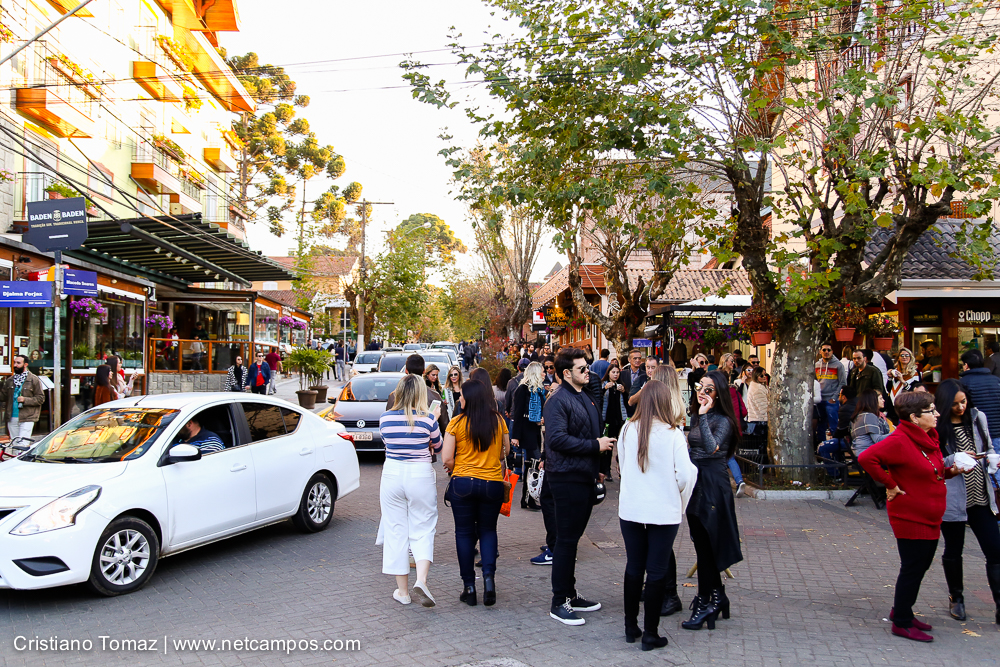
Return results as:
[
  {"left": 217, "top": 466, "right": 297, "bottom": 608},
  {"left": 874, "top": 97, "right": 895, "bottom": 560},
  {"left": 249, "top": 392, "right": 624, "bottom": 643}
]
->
[
  {"left": 24, "top": 197, "right": 89, "bottom": 252},
  {"left": 633, "top": 338, "right": 653, "bottom": 347}
]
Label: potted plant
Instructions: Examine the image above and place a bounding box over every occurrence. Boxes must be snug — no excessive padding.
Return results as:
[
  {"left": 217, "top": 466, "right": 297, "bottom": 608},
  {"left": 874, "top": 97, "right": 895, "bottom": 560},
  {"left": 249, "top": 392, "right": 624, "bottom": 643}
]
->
[
  {"left": 702, "top": 327, "right": 727, "bottom": 351},
  {"left": 865, "top": 315, "right": 901, "bottom": 351},
  {"left": 288, "top": 348, "right": 320, "bottom": 409},
  {"left": 308, "top": 349, "right": 333, "bottom": 403},
  {"left": 740, "top": 303, "right": 779, "bottom": 346},
  {"left": 72, "top": 342, "right": 92, "bottom": 368},
  {"left": 829, "top": 301, "right": 867, "bottom": 342}
]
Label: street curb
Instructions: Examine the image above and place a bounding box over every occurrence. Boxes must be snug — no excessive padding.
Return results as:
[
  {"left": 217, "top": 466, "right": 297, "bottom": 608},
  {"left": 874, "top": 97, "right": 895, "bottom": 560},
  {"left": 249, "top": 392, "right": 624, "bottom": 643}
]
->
[{"left": 756, "top": 489, "right": 856, "bottom": 500}]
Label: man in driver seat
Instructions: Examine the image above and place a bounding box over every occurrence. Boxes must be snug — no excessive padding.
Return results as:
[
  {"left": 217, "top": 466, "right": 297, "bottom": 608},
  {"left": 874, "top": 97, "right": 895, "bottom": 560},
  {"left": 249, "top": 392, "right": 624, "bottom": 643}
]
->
[{"left": 180, "top": 416, "right": 225, "bottom": 454}]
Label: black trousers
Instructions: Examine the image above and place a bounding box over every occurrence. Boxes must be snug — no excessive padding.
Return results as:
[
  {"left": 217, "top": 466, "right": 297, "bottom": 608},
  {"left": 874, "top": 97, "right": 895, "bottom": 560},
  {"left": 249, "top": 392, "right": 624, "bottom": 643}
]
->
[
  {"left": 689, "top": 515, "right": 722, "bottom": 597},
  {"left": 941, "top": 505, "right": 1000, "bottom": 565},
  {"left": 540, "top": 471, "right": 556, "bottom": 551},
  {"left": 892, "top": 538, "right": 938, "bottom": 627},
  {"left": 620, "top": 520, "right": 678, "bottom": 584},
  {"left": 548, "top": 476, "right": 594, "bottom": 605}
]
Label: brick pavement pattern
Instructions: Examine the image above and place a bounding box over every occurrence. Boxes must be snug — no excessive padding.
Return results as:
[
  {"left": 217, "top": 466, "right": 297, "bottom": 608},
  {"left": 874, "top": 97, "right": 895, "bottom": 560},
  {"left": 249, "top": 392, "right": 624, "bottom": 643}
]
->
[{"left": 2, "top": 388, "right": 998, "bottom": 666}]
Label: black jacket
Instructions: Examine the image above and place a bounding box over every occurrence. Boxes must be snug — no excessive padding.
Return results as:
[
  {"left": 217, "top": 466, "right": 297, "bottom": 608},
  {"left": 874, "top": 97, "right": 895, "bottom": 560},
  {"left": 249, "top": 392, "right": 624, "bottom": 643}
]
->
[
  {"left": 620, "top": 365, "right": 646, "bottom": 418},
  {"left": 583, "top": 371, "right": 604, "bottom": 419},
  {"left": 542, "top": 383, "right": 601, "bottom": 481},
  {"left": 961, "top": 368, "right": 1000, "bottom": 439},
  {"left": 510, "top": 383, "right": 543, "bottom": 452}
]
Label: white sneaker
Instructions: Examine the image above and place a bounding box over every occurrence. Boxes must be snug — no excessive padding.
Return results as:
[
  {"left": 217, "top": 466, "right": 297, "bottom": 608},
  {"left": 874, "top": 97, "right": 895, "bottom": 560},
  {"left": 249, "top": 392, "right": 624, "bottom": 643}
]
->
[
  {"left": 736, "top": 482, "right": 746, "bottom": 498},
  {"left": 393, "top": 589, "right": 411, "bottom": 605},
  {"left": 410, "top": 580, "right": 436, "bottom": 607}
]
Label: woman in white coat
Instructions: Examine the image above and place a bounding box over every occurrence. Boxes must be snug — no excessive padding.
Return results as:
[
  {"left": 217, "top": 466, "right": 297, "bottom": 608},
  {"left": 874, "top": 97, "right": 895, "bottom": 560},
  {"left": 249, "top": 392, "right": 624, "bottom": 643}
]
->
[{"left": 618, "top": 380, "right": 698, "bottom": 651}]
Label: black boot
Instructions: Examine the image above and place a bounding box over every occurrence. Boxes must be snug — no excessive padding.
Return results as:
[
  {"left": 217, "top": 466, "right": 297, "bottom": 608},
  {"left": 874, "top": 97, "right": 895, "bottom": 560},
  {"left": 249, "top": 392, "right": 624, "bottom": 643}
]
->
[
  {"left": 641, "top": 577, "right": 669, "bottom": 650},
  {"left": 986, "top": 562, "right": 1000, "bottom": 625},
  {"left": 661, "top": 550, "right": 681, "bottom": 616},
  {"left": 718, "top": 584, "right": 731, "bottom": 619},
  {"left": 460, "top": 584, "right": 477, "bottom": 606},
  {"left": 623, "top": 574, "right": 643, "bottom": 643},
  {"left": 483, "top": 575, "right": 496, "bottom": 606},
  {"left": 681, "top": 589, "right": 721, "bottom": 630},
  {"left": 942, "top": 557, "right": 966, "bottom": 621}
]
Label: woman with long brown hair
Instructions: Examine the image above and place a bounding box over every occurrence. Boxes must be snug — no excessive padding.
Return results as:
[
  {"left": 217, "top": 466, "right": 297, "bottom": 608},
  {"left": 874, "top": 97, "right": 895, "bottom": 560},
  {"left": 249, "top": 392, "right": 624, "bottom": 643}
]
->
[
  {"left": 93, "top": 364, "right": 115, "bottom": 407},
  {"left": 618, "top": 380, "right": 697, "bottom": 651}
]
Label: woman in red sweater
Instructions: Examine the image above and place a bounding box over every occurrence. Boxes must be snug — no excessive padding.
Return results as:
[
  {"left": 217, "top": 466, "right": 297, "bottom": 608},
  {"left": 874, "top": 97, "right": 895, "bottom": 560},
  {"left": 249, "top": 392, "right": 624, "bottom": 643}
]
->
[{"left": 859, "top": 391, "right": 961, "bottom": 642}]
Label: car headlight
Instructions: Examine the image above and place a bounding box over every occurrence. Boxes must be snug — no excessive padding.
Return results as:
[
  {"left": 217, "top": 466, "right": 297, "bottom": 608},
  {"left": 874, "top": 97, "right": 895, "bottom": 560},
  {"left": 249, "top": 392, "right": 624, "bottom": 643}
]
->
[{"left": 10, "top": 485, "right": 102, "bottom": 536}]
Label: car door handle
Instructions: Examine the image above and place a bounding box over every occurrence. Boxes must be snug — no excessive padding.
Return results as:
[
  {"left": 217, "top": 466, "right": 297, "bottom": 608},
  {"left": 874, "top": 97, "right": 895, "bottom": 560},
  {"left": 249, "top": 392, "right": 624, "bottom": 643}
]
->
[
  {"left": 299, "top": 447, "right": 314, "bottom": 456},
  {"left": 230, "top": 463, "right": 247, "bottom": 472}
]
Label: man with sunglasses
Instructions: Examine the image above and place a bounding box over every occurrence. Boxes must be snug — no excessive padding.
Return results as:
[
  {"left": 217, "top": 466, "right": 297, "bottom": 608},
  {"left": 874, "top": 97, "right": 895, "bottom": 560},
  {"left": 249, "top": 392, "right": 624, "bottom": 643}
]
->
[
  {"left": 620, "top": 348, "right": 646, "bottom": 418},
  {"left": 815, "top": 344, "right": 846, "bottom": 442},
  {"left": 245, "top": 351, "right": 271, "bottom": 394},
  {"left": 543, "top": 348, "right": 616, "bottom": 625}
]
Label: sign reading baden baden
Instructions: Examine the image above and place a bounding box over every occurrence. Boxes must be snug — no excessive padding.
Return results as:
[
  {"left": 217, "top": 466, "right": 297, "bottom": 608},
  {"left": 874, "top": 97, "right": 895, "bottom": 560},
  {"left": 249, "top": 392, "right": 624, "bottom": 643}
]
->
[{"left": 24, "top": 197, "right": 88, "bottom": 252}]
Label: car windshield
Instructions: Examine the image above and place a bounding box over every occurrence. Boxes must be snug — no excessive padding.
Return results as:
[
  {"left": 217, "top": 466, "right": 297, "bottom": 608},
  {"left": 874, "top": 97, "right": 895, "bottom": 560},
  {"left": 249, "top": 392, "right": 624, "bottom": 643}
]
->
[
  {"left": 420, "top": 354, "right": 452, "bottom": 366},
  {"left": 24, "top": 408, "right": 180, "bottom": 463},
  {"left": 379, "top": 356, "right": 407, "bottom": 372},
  {"left": 355, "top": 353, "right": 381, "bottom": 364},
  {"left": 403, "top": 344, "right": 421, "bottom": 350},
  {"left": 341, "top": 377, "right": 397, "bottom": 402}
]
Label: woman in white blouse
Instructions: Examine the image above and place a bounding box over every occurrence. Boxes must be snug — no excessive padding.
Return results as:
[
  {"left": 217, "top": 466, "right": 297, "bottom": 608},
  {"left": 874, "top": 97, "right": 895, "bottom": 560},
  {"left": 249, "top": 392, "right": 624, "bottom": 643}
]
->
[
  {"left": 746, "top": 366, "right": 769, "bottom": 424},
  {"left": 618, "top": 380, "right": 698, "bottom": 651}
]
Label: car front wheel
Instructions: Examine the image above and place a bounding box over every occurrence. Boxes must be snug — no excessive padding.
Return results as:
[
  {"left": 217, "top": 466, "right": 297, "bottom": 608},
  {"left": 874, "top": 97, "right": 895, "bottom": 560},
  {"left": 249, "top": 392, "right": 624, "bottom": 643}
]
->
[
  {"left": 292, "top": 473, "right": 335, "bottom": 533},
  {"left": 87, "top": 516, "right": 160, "bottom": 596}
]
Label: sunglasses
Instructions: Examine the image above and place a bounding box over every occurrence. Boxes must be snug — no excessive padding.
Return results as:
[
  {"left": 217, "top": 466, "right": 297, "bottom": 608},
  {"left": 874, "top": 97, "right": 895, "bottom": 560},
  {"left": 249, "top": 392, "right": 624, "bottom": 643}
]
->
[
  {"left": 544, "top": 364, "right": 554, "bottom": 370},
  {"left": 699, "top": 360, "right": 707, "bottom": 366},
  {"left": 694, "top": 383, "right": 715, "bottom": 394},
  {"left": 821, "top": 348, "right": 832, "bottom": 353}
]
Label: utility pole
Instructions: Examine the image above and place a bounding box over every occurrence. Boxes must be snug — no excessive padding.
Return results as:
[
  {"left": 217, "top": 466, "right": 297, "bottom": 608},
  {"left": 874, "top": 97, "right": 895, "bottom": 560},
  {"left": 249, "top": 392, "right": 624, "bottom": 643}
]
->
[{"left": 355, "top": 199, "right": 393, "bottom": 352}]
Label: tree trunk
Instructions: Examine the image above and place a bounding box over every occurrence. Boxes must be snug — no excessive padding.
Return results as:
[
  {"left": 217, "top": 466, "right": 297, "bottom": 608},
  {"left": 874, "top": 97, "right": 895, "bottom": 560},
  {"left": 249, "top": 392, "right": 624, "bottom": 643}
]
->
[{"left": 767, "top": 320, "right": 826, "bottom": 483}]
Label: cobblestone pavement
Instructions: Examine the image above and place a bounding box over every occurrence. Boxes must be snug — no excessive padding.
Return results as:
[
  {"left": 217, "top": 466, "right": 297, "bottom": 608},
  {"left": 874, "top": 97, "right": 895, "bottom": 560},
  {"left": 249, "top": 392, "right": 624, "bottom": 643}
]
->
[{"left": 2, "top": 426, "right": 998, "bottom": 667}]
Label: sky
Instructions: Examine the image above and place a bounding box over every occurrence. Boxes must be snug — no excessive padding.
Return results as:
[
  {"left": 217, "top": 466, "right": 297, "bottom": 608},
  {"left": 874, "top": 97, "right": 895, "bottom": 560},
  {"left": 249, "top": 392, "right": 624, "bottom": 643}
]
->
[{"left": 225, "top": 0, "right": 563, "bottom": 283}]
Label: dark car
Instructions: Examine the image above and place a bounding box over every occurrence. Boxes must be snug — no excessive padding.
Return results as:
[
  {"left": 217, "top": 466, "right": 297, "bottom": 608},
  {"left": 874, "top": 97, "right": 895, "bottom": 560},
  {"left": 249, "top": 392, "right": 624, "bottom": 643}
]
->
[
  {"left": 320, "top": 372, "right": 404, "bottom": 452},
  {"left": 377, "top": 353, "right": 410, "bottom": 373}
]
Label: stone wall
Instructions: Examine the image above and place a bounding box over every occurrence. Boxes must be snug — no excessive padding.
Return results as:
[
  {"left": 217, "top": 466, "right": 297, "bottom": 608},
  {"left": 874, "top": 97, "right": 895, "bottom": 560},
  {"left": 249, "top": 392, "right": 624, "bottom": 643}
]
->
[{"left": 148, "top": 373, "right": 226, "bottom": 394}]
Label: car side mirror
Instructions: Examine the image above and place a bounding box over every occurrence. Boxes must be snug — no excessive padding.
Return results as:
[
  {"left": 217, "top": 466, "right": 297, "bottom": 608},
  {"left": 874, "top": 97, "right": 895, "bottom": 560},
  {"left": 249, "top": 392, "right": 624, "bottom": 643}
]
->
[{"left": 159, "top": 443, "right": 202, "bottom": 466}]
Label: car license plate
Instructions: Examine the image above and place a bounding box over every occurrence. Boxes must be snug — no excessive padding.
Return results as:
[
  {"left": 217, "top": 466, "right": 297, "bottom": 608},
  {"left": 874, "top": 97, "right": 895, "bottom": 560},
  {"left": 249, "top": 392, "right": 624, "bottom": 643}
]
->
[{"left": 351, "top": 431, "right": 373, "bottom": 441}]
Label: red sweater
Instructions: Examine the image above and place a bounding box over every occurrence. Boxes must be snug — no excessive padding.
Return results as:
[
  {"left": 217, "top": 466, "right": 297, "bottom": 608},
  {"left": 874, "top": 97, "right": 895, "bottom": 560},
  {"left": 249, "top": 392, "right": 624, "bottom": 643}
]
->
[{"left": 858, "top": 421, "right": 955, "bottom": 540}]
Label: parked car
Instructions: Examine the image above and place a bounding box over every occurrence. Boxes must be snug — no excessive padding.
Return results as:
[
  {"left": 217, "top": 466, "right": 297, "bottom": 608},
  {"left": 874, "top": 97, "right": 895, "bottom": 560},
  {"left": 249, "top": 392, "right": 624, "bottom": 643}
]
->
[
  {"left": 402, "top": 343, "right": 422, "bottom": 352},
  {"left": 431, "top": 341, "right": 459, "bottom": 356},
  {"left": 321, "top": 372, "right": 405, "bottom": 452},
  {"left": 0, "top": 393, "right": 360, "bottom": 596},
  {"left": 419, "top": 351, "right": 454, "bottom": 369},
  {"left": 381, "top": 347, "right": 403, "bottom": 353},
  {"left": 351, "top": 350, "right": 384, "bottom": 376},
  {"left": 377, "top": 353, "right": 410, "bottom": 373}
]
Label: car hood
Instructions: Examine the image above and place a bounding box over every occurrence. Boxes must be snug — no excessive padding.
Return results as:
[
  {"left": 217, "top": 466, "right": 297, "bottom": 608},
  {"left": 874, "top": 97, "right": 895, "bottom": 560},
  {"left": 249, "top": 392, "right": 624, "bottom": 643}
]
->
[{"left": 0, "top": 460, "right": 129, "bottom": 498}]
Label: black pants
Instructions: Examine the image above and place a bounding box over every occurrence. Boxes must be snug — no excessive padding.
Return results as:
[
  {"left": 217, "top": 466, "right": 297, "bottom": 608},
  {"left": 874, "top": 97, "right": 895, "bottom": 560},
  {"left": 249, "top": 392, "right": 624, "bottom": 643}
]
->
[
  {"left": 620, "top": 520, "right": 678, "bottom": 583},
  {"left": 540, "top": 471, "right": 556, "bottom": 551},
  {"left": 893, "top": 538, "right": 938, "bottom": 627},
  {"left": 689, "top": 515, "right": 722, "bottom": 597},
  {"left": 600, "top": 450, "right": 613, "bottom": 477},
  {"left": 941, "top": 505, "right": 1000, "bottom": 565},
  {"left": 548, "top": 476, "right": 594, "bottom": 605}
]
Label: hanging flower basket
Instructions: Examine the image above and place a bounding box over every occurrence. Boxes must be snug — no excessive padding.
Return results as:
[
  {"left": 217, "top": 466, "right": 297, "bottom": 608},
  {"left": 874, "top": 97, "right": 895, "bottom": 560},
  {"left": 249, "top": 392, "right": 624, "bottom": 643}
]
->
[
  {"left": 144, "top": 314, "right": 174, "bottom": 332},
  {"left": 872, "top": 337, "right": 894, "bottom": 351},
  {"left": 68, "top": 297, "right": 107, "bottom": 319},
  {"left": 834, "top": 327, "right": 856, "bottom": 342},
  {"left": 278, "top": 315, "right": 296, "bottom": 327},
  {"left": 750, "top": 331, "right": 773, "bottom": 346}
]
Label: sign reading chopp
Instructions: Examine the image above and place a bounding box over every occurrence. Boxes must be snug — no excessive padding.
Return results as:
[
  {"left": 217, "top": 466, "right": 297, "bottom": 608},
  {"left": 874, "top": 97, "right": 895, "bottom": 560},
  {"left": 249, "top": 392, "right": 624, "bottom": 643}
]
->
[
  {"left": 0, "top": 281, "right": 53, "bottom": 307},
  {"left": 24, "top": 197, "right": 89, "bottom": 252}
]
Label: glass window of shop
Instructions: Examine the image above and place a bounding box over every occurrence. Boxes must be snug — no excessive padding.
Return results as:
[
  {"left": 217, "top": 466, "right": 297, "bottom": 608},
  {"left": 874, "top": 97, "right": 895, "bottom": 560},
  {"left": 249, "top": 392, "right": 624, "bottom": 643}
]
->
[
  {"left": 173, "top": 302, "right": 251, "bottom": 341},
  {"left": 291, "top": 319, "right": 307, "bottom": 346},
  {"left": 255, "top": 305, "right": 279, "bottom": 344},
  {"left": 0, "top": 306, "right": 10, "bottom": 372},
  {"left": 13, "top": 302, "right": 67, "bottom": 375},
  {"left": 70, "top": 296, "right": 144, "bottom": 369}
]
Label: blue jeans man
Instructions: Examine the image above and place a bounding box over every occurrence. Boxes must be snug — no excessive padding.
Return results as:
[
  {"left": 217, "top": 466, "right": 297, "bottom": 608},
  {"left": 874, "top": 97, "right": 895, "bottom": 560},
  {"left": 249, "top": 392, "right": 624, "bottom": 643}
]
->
[
  {"left": 818, "top": 437, "right": 850, "bottom": 478},
  {"left": 816, "top": 399, "right": 840, "bottom": 443}
]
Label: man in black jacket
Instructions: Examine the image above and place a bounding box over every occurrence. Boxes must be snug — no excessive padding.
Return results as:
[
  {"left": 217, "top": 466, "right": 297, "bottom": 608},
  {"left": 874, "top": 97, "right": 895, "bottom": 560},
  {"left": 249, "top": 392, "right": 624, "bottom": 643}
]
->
[{"left": 544, "top": 347, "right": 616, "bottom": 626}]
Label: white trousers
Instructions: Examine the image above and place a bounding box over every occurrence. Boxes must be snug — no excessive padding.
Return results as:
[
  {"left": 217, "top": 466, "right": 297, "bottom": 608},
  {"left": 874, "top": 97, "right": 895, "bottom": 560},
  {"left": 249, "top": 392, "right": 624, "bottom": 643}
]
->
[
  {"left": 8, "top": 418, "right": 33, "bottom": 441},
  {"left": 379, "top": 458, "right": 438, "bottom": 575}
]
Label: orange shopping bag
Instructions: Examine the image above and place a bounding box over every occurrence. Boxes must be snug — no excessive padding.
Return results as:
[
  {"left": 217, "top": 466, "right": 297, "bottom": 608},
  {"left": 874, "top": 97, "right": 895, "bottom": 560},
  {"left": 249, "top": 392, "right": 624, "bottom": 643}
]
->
[{"left": 500, "top": 469, "right": 519, "bottom": 517}]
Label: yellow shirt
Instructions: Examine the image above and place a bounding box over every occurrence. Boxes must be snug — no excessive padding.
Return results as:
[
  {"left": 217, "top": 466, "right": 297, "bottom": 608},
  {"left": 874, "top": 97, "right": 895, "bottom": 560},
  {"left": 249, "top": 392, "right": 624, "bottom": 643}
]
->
[{"left": 447, "top": 415, "right": 508, "bottom": 481}]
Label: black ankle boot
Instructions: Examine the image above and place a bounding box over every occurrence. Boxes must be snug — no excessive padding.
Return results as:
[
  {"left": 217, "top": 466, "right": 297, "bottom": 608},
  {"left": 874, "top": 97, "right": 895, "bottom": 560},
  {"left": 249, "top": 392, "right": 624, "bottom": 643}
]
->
[
  {"left": 483, "top": 576, "right": 496, "bottom": 606},
  {"left": 718, "top": 584, "right": 731, "bottom": 619},
  {"left": 681, "top": 589, "right": 721, "bottom": 630},
  {"left": 623, "top": 573, "right": 643, "bottom": 643},
  {"left": 661, "top": 592, "right": 683, "bottom": 616},
  {"left": 986, "top": 562, "right": 1000, "bottom": 625},
  {"left": 942, "top": 557, "right": 966, "bottom": 621},
  {"left": 460, "top": 584, "right": 477, "bottom": 606},
  {"left": 641, "top": 577, "right": 669, "bottom": 650}
]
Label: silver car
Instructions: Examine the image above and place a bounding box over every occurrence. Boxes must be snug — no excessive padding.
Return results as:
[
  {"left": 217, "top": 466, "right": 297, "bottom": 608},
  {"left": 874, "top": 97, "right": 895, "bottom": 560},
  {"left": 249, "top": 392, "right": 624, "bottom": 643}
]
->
[
  {"left": 322, "top": 372, "right": 405, "bottom": 452},
  {"left": 351, "top": 350, "right": 384, "bottom": 376}
]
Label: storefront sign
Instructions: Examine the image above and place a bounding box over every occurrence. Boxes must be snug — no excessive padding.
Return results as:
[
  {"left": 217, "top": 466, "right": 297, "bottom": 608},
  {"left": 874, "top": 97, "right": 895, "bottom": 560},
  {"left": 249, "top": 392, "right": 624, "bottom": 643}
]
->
[
  {"left": 62, "top": 269, "right": 98, "bottom": 297},
  {"left": 24, "top": 198, "right": 89, "bottom": 252},
  {"left": 958, "top": 309, "right": 997, "bottom": 324},
  {"left": 633, "top": 338, "right": 653, "bottom": 347},
  {"left": 0, "top": 281, "right": 53, "bottom": 307},
  {"left": 531, "top": 309, "right": 547, "bottom": 332},
  {"left": 912, "top": 313, "right": 941, "bottom": 325}
]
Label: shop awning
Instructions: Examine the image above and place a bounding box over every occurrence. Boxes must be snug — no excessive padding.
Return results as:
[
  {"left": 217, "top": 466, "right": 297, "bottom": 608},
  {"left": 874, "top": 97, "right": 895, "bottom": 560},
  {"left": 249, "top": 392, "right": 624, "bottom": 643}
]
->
[{"left": 70, "top": 214, "right": 293, "bottom": 288}]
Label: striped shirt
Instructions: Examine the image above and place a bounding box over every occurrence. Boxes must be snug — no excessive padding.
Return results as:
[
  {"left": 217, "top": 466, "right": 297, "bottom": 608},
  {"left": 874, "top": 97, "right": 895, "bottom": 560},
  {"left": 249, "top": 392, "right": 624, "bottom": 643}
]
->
[
  {"left": 188, "top": 429, "right": 226, "bottom": 454},
  {"left": 379, "top": 409, "right": 442, "bottom": 462}
]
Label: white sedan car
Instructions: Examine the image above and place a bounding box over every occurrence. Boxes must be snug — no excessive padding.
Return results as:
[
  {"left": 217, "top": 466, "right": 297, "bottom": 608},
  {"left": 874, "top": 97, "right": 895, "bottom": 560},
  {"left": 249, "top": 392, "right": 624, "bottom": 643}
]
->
[{"left": 0, "top": 392, "right": 360, "bottom": 596}]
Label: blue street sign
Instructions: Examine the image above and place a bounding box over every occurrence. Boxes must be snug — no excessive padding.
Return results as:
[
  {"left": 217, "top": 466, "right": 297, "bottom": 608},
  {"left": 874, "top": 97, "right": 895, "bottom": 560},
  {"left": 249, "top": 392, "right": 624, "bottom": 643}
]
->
[
  {"left": 632, "top": 338, "right": 653, "bottom": 347},
  {"left": 0, "top": 281, "right": 53, "bottom": 307},
  {"left": 62, "top": 269, "right": 98, "bottom": 296}
]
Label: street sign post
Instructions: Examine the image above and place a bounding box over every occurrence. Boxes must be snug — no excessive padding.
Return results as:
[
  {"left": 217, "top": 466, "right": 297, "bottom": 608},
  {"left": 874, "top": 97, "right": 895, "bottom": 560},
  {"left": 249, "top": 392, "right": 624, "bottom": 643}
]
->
[
  {"left": 61, "top": 269, "right": 97, "bottom": 296},
  {"left": 632, "top": 338, "right": 653, "bottom": 347},
  {"left": 25, "top": 197, "right": 89, "bottom": 429},
  {"left": 0, "top": 282, "right": 53, "bottom": 307}
]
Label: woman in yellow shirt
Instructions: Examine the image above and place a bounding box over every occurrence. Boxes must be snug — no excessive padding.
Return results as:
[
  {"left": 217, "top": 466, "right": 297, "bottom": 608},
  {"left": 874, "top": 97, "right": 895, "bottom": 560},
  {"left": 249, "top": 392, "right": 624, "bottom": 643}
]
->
[{"left": 442, "top": 379, "right": 511, "bottom": 607}]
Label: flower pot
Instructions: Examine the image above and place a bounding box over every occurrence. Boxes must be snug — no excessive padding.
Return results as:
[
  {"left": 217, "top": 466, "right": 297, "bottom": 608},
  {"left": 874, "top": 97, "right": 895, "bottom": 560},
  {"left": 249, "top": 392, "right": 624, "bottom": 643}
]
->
[
  {"left": 872, "top": 337, "right": 893, "bottom": 352},
  {"left": 296, "top": 389, "right": 318, "bottom": 410},
  {"left": 750, "top": 331, "right": 773, "bottom": 346},
  {"left": 46, "top": 191, "right": 66, "bottom": 200},
  {"left": 309, "top": 385, "right": 328, "bottom": 403},
  {"left": 834, "top": 327, "right": 856, "bottom": 342},
  {"left": 852, "top": 331, "right": 864, "bottom": 347}
]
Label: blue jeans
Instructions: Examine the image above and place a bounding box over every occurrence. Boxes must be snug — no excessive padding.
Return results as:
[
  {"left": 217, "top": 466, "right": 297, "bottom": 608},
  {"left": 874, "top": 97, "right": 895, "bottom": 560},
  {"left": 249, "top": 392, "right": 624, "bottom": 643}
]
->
[
  {"left": 816, "top": 400, "right": 839, "bottom": 442},
  {"left": 449, "top": 476, "right": 504, "bottom": 585},
  {"left": 818, "top": 438, "right": 850, "bottom": 477},
  {"left": 727, "top": 457, "right": 744, "bottom": 485},
  {"left": 992, "top": 438, "right": 1000, "bottom": 492}
]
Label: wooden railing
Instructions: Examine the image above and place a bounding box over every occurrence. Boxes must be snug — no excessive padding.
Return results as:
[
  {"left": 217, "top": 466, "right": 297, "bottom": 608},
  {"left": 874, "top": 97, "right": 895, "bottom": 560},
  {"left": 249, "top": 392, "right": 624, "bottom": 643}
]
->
[{"left": 149, "top": 338, "right": 252, "bottom": 373}]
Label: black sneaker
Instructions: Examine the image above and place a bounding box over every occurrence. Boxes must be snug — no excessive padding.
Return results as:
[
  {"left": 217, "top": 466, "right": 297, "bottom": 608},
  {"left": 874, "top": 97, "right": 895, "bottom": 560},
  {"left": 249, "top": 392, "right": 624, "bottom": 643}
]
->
[
  {"left": 570, "top": 593, "right": 602, "bottom": 612},
  {"left": 550, "top": 598, "right": 585, "bottom": 626}
]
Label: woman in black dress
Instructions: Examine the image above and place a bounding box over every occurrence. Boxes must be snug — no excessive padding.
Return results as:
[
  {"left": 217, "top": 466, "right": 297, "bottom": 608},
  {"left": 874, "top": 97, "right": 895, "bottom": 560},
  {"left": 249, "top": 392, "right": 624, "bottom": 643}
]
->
[
  {"left": 682, "top": 369, "right": 743, "bottom": 630},
  {"left": 601, "top": 364, "right": 628, "bottom": 479},
  {"left": 510, "top": 361, "right": 546, "bottom": 510}
]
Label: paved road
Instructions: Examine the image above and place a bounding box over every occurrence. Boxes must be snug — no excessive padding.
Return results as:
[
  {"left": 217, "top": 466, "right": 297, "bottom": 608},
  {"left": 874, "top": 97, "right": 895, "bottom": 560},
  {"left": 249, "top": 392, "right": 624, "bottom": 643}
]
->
[{"left": 2, "top": 396, "right": 998, "bottom": 666}]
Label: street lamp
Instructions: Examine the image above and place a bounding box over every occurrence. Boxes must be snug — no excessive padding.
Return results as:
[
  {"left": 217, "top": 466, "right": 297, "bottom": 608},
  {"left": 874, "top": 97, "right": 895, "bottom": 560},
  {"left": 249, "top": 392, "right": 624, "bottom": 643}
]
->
[{"left": 480, "top": 327, "right": 486, "bottom": 342}]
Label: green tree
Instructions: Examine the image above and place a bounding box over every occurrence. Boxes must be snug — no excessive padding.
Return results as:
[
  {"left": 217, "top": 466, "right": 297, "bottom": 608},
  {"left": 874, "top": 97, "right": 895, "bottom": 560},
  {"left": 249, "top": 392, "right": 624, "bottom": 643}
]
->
[
  {"left": 443, "top": 273, "right": 494, "bottom": 341},
  {"left": 394, "top": 213, "right": 468, "bottom": 266},
  {"left": 344, "top": 239, "right": 430, "bottom": 343}
]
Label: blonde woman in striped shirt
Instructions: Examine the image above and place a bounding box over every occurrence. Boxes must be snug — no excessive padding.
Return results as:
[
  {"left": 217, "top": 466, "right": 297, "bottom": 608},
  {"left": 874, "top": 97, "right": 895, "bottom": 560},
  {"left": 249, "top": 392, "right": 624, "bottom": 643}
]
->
[{"left": 378, "top": 374, "right": 443, "bottom": 607}]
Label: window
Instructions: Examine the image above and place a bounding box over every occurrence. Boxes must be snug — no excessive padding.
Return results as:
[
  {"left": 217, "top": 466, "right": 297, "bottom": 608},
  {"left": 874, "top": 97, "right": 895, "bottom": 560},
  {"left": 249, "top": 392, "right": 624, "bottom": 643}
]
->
[
  {"left": 89, "top": 163, "right": 114, "bottom": 200},
  {"left": 280, "top": 407, "right": 301, "bottom": 434},
  {"left": 32, "top": 408, "right": 180, "bottom": 462},
  {"left": 181, "top": 405, "right": 237, "bottom": 451},
  {"left": 241, "top": 403, "right": 286, "bottom": 442}
]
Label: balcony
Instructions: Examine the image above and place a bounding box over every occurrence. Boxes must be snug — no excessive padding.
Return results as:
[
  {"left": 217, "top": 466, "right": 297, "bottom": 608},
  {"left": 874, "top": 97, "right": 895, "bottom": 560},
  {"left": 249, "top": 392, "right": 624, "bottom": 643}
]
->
[
  {"left": 153, "top": 0, "right": 241, "bottom": 33},
  {"left": 131, "top": 144, "right": 182, "bottom": 195},
  {"left": 203, "top": 146, "right": 236, "bottom": 173},
  {"left": 13, "top": 172, "right": 55, "bottom": 225},
  {"left": 15, "top": 88, "right": 98, "bottom": 138},
  {"left": 175, "top": 30, "right": 254, "bottom": 113},
  {"left": 169, "top": 177, "right": 203, "bottom": 214},
  {"left": 46, "top": 0, "right": 94, "bottom": 16},
  {"left": 132, "top": 60, "right": 184, "bottom": 102}
]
